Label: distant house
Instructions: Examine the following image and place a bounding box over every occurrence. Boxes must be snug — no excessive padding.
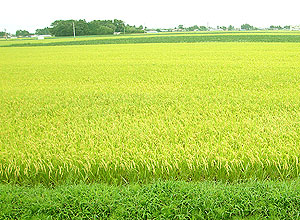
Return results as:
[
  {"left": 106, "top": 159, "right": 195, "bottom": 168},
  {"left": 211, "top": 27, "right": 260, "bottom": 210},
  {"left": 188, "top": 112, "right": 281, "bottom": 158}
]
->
[
  {"left": 172, "top": 29, "right": 184, "bottom": 32},
  {"left": 30, "top": 34, "right": 52, "bottom": 39},
  {"left": 290, "top": 25, "right": 300, "bottom": 31},
  {"left": 146, "top": 31, "right": 158, "bottom": 34}
]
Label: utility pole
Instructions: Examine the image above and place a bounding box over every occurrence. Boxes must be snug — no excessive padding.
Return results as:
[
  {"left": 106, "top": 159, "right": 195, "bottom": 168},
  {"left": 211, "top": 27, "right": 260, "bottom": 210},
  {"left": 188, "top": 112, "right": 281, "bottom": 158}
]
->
[
  {"left": 4, "top": 28, "right": 7, "bottom": 40},
  {"left": 72, "top": 22, "right": 76, "bottom": 40},
  {"left": 124, "top": 23, "right": 125, "bottom": 35}
]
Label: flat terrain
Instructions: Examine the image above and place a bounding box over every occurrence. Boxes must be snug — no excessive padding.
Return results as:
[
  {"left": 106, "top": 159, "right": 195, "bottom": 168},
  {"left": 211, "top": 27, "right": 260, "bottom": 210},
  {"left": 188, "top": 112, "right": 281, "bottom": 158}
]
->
[
  {"left": 1, "top": 31, "right": 300, "bottom": 219},
  {"left": 1, "top": 39, "right": 299, "bottom": 185},
  {"left": 2, "top": 180, "right": 300, "bottom": 219},
  {"left": 2, "top": 31, "right": 300, "bottom": 47}
]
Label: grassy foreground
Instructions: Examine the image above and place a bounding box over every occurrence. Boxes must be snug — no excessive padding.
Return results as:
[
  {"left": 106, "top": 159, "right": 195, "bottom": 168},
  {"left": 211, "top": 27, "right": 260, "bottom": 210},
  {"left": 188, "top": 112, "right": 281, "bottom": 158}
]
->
[{"left": 1, "top": 180, "right": 300, "bottom": 219}]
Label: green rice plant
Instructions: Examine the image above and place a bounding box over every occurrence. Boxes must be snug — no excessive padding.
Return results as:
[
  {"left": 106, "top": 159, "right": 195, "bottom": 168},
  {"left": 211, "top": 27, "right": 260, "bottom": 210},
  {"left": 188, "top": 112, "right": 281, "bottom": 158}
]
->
[{"left": 0, "top": 41, "right": 300, "bottom": 185}]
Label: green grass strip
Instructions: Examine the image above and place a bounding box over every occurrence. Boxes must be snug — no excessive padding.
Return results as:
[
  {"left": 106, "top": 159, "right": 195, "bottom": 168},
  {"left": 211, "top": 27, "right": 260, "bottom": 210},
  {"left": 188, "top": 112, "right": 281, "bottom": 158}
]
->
[
  {"left": 1, "top": 180, "right": 300, "bottom": 219},
  {"left": 2, "top": 34, "right": 300, "bottom": 47}
]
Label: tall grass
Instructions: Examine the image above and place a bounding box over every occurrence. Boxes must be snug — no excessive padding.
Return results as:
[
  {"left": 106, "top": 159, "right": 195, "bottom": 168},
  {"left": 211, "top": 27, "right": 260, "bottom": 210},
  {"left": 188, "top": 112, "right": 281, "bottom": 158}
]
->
[
  {"left": 1, "top": 180, "right": 300, "bottom": 219},
  {"left": 1, "top": 42, "right": 300, "bottom": 185}
]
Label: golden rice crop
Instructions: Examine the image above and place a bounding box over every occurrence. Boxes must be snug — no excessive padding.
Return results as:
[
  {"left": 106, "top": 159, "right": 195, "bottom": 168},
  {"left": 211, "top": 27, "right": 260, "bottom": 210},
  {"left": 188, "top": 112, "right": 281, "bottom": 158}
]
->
[{"left": 0, "top": 42, "right": 299, "bottom": 185}]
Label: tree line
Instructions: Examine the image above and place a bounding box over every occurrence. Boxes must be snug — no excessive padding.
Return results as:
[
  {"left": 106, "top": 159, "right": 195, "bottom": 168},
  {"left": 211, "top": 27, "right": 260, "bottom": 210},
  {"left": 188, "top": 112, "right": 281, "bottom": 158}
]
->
[
  {"left": 35, "top": 19, "right": 144, "bottom": 36},
  {"left": 177, "top": 24, "right": 291, "bottom": 31},
  {"left": 1, "top": 22, "right": 295, "bottom": 38}
]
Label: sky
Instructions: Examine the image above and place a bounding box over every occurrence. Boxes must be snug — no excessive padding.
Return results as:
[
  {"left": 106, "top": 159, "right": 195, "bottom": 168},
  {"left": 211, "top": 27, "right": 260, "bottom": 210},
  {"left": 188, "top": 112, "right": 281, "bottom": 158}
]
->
[{"left": 1, "top": 0, "right": 300, "bottom": 33}]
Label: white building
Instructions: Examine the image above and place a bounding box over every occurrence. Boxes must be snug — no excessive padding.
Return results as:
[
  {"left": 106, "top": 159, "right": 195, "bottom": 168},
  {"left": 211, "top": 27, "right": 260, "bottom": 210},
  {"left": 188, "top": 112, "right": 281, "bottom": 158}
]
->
[
  {"left": 290, "top": 25, "right": 300, "bottom": 31},
  {"left": 30, "top": 34, "right": 52, "bottom": 39},
  {"left": 40, "top": 35, "right": 51, "bottom": 38},
  {"left": 146, "top": 31, "right": 158, "bottom": 34}
]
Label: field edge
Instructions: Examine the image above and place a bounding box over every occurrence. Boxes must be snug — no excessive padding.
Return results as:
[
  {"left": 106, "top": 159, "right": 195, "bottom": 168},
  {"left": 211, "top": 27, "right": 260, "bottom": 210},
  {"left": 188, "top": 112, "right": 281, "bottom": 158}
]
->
[{"left": 1, "top": 179, "right": 300, "bottom": 219}]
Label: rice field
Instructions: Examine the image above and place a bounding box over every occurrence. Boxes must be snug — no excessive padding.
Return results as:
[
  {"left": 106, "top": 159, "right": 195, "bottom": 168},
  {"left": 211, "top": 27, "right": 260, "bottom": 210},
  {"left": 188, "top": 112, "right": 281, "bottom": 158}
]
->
[
  {"left": 2, "top": 31, "right": 300, "bottom": 47},
  {"left": 1, "top": 38, "right": 300, "bottom": 185}
]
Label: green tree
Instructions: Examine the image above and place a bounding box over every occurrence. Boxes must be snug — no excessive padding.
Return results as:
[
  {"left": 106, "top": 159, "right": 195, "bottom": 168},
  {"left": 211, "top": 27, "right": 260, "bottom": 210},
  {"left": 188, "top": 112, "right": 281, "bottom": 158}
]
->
[
  {"left": 187, "top": 25, "right": 199, "bottom": 31},
  {"left": 35, "top": 27, "right": 51, "bottom": 35},
  {"left": 47, "top": 19, "right": 143, "bottom": 36},
  {"left": 16, "top": 30, "right": 30, "bottom": 36},
  {"left": 199, "top": 26, "right": 208, "bottom": 31},
  {"left": 269, "top": 25, "right": 283, "bottom": 30},
  {"left": 113, "top": 19, "right": 125, "bottom": 32},
  {"left": 241, "top": 24, "right": 254, "bottom": 30},
  {"left": 88, "top": 20, "right": 115, "bottom": 35},
  {"left": 50, "top": 20, "right": 73, "bottom": 36},
  {"left": 96, "top": 26, "right": 114, "bottom": 35},
  {"left": 228, "top": 25, "right": 235, "bottom": 31},
  {"left": 50, "top": 20, "right": 88, "bottom": 36},
  {"left": 178, "top": 25, "right": 184, "bottom": 30},
  {"left": 74, "top": 20, "right": 89, "bottom": 36},
  {"left": 125, "top": 25, "right": 143, "bottom": 34}
]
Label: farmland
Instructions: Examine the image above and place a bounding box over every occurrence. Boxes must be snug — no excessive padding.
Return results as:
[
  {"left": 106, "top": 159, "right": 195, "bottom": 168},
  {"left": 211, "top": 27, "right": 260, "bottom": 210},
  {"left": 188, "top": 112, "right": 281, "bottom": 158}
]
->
[
  {"left": 1, "top": 33, "right": 300, "bottom": 218},
  {"left": 1, "top": 39, "right": 300, "bottom": 185},
  {"left": 2, "top": 31, "right": 300, "bottom": 47}
]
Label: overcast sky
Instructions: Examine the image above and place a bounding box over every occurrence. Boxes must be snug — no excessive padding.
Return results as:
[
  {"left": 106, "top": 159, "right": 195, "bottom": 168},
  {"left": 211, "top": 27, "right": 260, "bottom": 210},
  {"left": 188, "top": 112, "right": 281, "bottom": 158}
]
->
[{"left": 1, "top": 0, "right": 300, "bottom": 33}]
